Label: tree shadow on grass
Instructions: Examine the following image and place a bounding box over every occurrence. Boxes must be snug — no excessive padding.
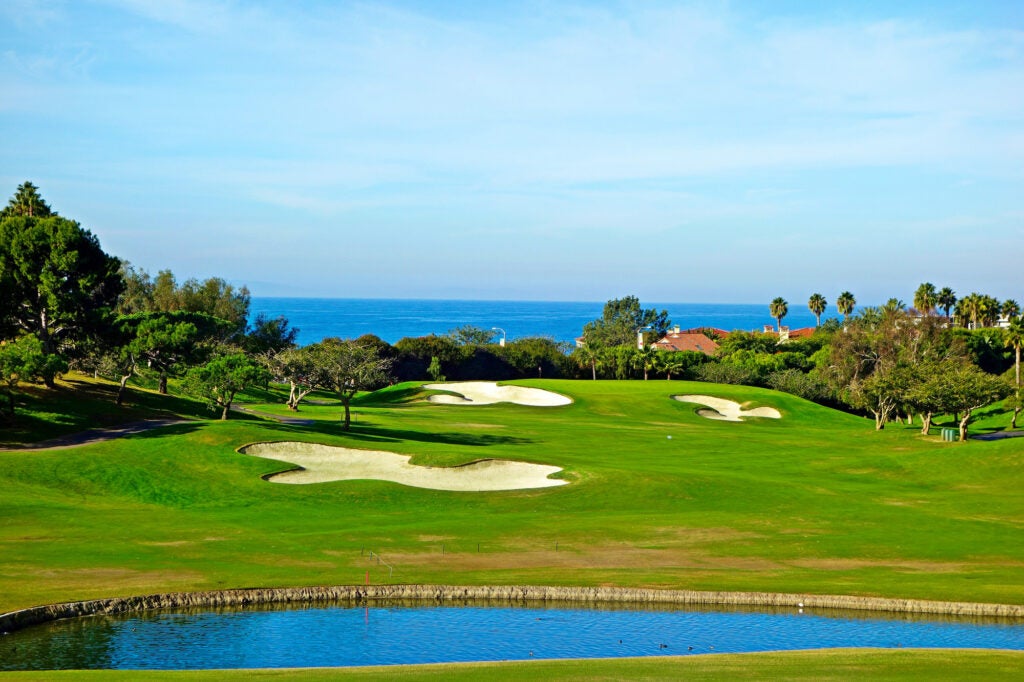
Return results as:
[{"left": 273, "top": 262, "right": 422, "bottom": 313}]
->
[
  {"left": 2, "top": 419, "right": 204, "bottom": 450},
  {"left": 339, "top": 423, "right": 536, "bottom": 448},
  {"left": 123, "top": 422, "right": 205, "bottom": 440}
]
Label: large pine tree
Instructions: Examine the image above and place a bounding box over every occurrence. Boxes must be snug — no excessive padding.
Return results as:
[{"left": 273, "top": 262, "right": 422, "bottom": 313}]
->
[{"left": 0, "top": 184, "right": 122, "bottom": 386}]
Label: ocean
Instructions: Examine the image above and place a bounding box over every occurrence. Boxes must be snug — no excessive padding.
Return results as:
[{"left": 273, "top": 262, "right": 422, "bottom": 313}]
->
[{"left": 250, "top": 298, "right": 833, "bottom": 346}]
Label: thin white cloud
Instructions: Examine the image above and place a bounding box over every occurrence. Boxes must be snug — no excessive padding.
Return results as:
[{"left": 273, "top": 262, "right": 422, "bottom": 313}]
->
[{"left": 1, "top": 1, "right": 1022, "bottom": 299}]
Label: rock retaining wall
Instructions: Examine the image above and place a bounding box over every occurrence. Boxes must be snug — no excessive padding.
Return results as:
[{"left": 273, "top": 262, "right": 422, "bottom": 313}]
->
[{"left": 2, "top": 585, "right": 1021, "bottom": 634}]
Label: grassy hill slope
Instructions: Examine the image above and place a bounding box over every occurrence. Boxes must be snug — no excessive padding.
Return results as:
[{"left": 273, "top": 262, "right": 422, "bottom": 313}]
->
[{"left": 1, "top": 378, "right": 1021, "bottom": 614}]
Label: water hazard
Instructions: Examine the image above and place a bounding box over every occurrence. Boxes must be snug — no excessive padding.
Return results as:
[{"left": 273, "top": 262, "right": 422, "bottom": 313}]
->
[{"left": 3, "top": 602, "right": 1022, "bottom": 671}]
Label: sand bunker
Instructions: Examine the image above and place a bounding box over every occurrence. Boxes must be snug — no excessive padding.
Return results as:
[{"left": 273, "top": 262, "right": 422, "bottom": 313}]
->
[
  {"left": 240, "top": 441, "right": 567, "bottom": 491},
  {"left": 424, "top": 381, "right": 572, "bottom": 407},
  {"left": 674, "top": 395, "right": 782, "bottom": 422}
]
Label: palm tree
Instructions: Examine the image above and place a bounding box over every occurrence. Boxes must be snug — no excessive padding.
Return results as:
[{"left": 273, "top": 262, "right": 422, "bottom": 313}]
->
[
  {"left": 979, "top": 295, "right": 1001, "bottom": 328},
  {"left": 937, "top": 287, "right": 956, "bottom": 320},
  {"left": 808, "top": 293, "right": 827, "bottom": 327},
  {"left": 572, "top": 345, "right": 602, "bottom": 380},
  {"left": 837, "top": 291, "right": 856, "bottom": 321},
  {"left": 1006, "top": 316, "right": 1023, "bottom": 391},
  {"left": 959, "top": 293, "right": 982, "bottom": 329},
  {"left": 658, "top": 353, "right": 685, "bottom": 380},
  {"left": 632, "top": 346, "right": 658, "bottom": 380},
  {"left": 1002, "top": 299, "right": 1021, "bottom": 320},
  {"left": 1006, "top": 315, "right": 1024, "bottom": 429},
  {"left": 913, "top": 282, "right": 937, "bottom": 315},
  {"left": 858, "top": 307, "right": 882, "bottom": 328},
  {"left": 881, "top": 298, "right": 906, "bottom": 315},
  {"left": 0, "top": 181, "right": 55, "bottom": 219},
  {"left": 769, "top": 297, "right": 788, "bottom": 333}
]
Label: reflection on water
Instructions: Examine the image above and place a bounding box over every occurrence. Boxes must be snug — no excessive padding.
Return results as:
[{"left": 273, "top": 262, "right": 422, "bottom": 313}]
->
[{"left": 2, "top": 601, "right": 1022, "bottom": 671}]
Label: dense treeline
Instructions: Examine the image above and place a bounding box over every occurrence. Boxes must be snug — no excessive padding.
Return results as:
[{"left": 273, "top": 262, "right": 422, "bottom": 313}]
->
[
  {"left": 0, "top": 182, "right": 291, "bottom": 420},
  {"left": 0, "top": 182, "right": 1020, "bottom": 439},
  {"left": 0, "top": 183, "right": 573, "bottom": 427},
  {"left": 571, "top": 295, "right": 1022, "bottom": 439}
]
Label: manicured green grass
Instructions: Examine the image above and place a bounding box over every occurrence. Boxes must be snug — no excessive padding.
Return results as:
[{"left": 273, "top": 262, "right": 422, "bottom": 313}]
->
[
  {"left": 0, "top": 376, "right": 1021, "bottom": 674},
  {"left": 2, "top": 649, "right": 1023, "bottom": 680}
]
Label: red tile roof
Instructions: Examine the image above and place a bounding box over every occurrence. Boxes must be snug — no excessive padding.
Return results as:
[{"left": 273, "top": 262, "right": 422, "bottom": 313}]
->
[{"left": 651, "top": 332, "right": 720, "bottom": 355}]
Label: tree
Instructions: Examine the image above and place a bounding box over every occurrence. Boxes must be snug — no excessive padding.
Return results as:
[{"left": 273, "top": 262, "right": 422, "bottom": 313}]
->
[
  {"left": 1007, "top": 389, "right": 1024, "bottom": 431},
  {"left": 0, "top": 335, "right": 66, "bottom": 417},
  {"left": 837, "top": 291, "right": 856, "bottom": 321},
  {"left": 913, "top": 282, "right": 938, "bottom": 315},
  {"left": 119, "top": 311, "right": 228, "bottom": 395},
  {"left": 657, "top": 352, "right": 685, "bottom": 380},
  {"left": 823, "top": 311, "right": 960, "bottom": 430},
  {"left": 427, "top": 356, "right": 445, "bottom": 383},
  {"left": 938, "top": 364, "right": 1010, "bottom": 441},
  {"left": 116, "top": 262, "right": 155, "bottom": 315},
  {"left": 958, "top": 292, "right": 1002, "bottom": 329},
  {"left": 808, "top": 293, "right": 827, "bottom": 327},
  {"left": 183, "top": 353, "right": 270, "bottom": 420},
  {"left": 1006, "top": 315, "right": 1024, "bottom": 428},
  {"left": 0, "top": 213, "right": 123, "bottom": 387},
  {"left": 1007, "top": 316, "right": 1024, "bottom": 389},
  {"left": 631, "top": 346, "right": 658, "bottom": 380},
  {"left": 1002, "top": 299, "right": 1021, "bottom": 320},
  {"left": 177, "top": 276, "right": 250, "bottom": 338},
  {"left": 0, "top": 181, "right": 54, "bottom": 219},
  {"left": 500, "top": 337, "right": 571, "bottom": 379},
  {"left": 152, "top": 269, "right": 180, "bottom": 312},
  {"left": 937, "top": 287, "right": 956, "bottom": 320},
  {"left": 905, "top": 359, "right": 957, "bottom": 435},
  {"left": 572, "top": 344, "right": 603, "bottom": 380},
  {"left": 446, "top": 325, "right": 496, "bottom": 346},
  {"left": 581, "top": 296, "right": 670, "bottom": 348},
  {"left": 769, "top": 297, "right": 788, "bottom": 332},
  {"left": 245, "top": 313, "right": 299, "bottom": 357},
  {"left": 393, "top": 335, "right": 460, "bottom": 381},
  {"left": 272, "top": 347, "right": 312, "bottom": 410},
  {"left": 881, "top": 298, "right": 906, "bottom": 315},
  {"left": 116, "top": 266, "right": 251, "bottom": 339},
  {"left": 979, "top": 295, "right": 1001, "bottom": 328},
  {"left": 955, "top": 294, "right": 974, "bottom": 328},
  {"left": 848, "top": 365, "right": 914, "bottom": 430},
  {"left": 306, "top": 338, "right": 393, "bottom": 430}
]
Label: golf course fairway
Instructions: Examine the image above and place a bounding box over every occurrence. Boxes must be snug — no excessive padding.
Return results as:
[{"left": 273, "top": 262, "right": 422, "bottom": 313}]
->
[{"left": 1, "top": 378, "right": 1021, "bottom": 676}]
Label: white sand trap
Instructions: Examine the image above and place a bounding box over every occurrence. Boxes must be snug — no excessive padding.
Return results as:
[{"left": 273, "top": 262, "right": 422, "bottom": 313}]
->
[
  {"left": 240, "top": 441, "right": 567, "bottom": 491},
  {"left": 425, "top": 381, "right": 572, "bottom": 407},
  {"left": 674, "top": 395, "right": 782, "bottom": 422}
]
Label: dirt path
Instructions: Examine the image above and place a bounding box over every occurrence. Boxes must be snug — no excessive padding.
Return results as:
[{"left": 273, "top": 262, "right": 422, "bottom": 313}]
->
[
  {"left": 230, "top": 405, "right": 316, "bottom": 426},
  {"left": 972, "top": 430, "right": 1024, "bottom": 441}
]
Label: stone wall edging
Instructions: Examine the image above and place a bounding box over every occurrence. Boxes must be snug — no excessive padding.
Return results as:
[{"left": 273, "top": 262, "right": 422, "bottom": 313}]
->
[{"left": 2, "top": 585, "right": 1021, "bottom": 634}]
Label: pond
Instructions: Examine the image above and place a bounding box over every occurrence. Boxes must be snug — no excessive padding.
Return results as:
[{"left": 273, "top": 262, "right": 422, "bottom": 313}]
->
[{"left": 2, "top": 602, "right": 1022, "bottom": 670}]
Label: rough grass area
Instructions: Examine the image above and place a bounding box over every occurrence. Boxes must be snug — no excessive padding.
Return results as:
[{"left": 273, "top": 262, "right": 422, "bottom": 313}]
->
[{"left": 1, "top": 649, "right": 1022, "bottom": 680}]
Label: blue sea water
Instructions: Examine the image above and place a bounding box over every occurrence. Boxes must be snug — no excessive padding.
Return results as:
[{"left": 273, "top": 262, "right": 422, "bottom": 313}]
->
[{"left": 250, "top": 298, "right": 833, "bottom": 346}]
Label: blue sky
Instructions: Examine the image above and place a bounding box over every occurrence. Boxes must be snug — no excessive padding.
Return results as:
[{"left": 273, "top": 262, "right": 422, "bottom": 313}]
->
[{"left": 2, "top": 1, "right": 1022, "bottom": 304}]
